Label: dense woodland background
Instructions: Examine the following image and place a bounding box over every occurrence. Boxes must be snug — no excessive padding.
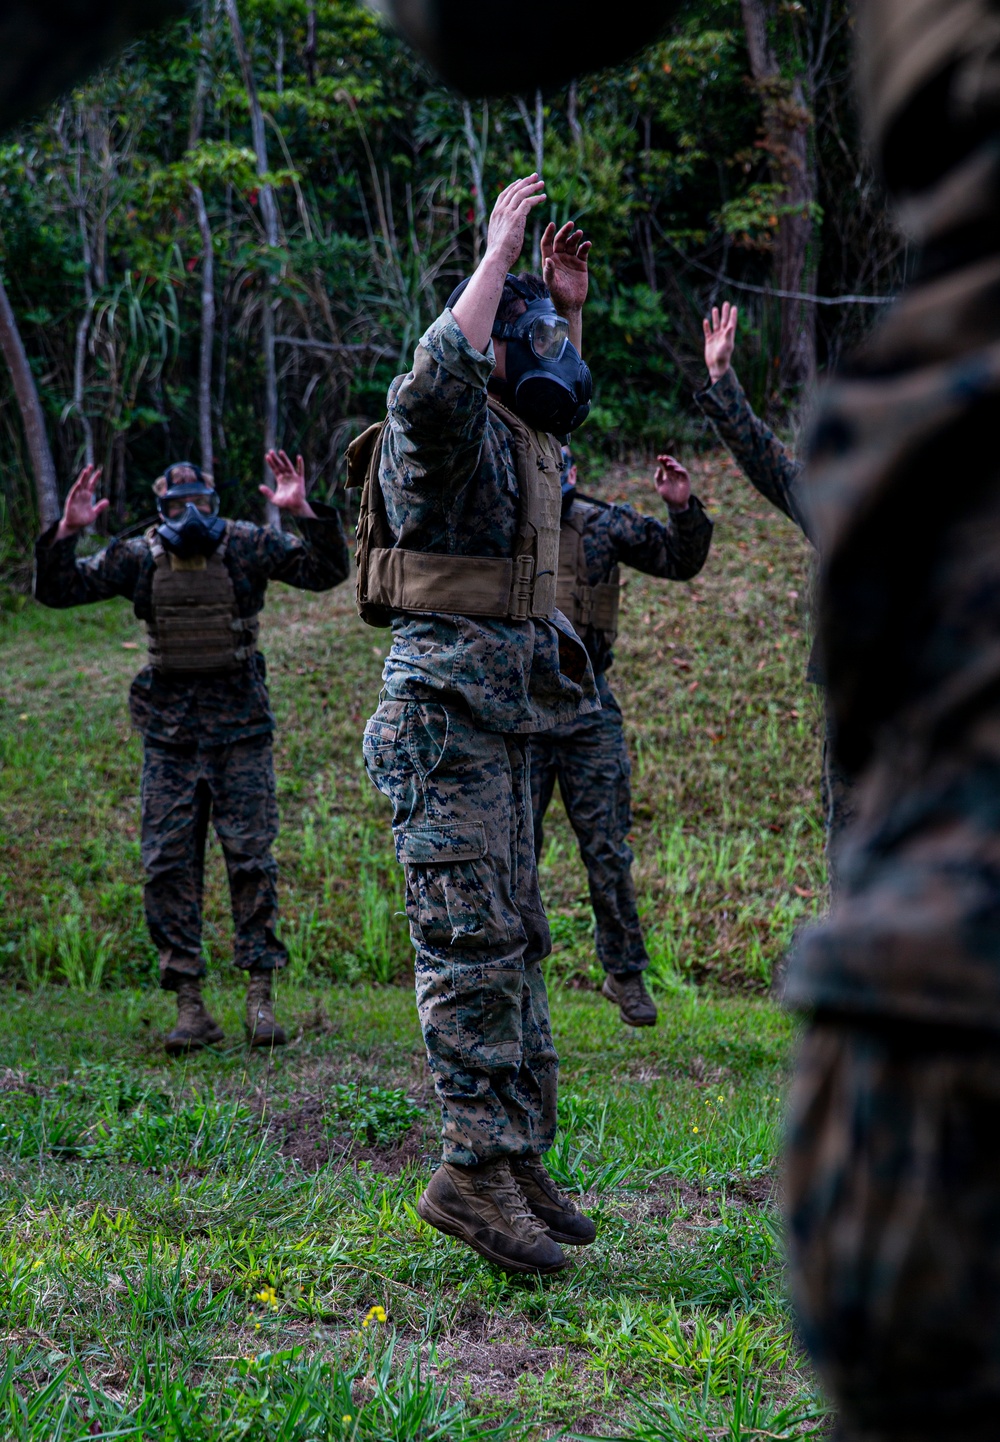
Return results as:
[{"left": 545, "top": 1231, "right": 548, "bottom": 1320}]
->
[{"left": 0, "top": 0, "right": 902, "bottom": 556}]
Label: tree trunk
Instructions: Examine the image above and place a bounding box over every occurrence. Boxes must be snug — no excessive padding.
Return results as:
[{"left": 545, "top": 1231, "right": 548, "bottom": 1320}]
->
[
  {"left": 740, "top": 0, "right": 816, "bottom": 394},
  {"left": 225, "top": 0, "right": 281, "bottom": 527},
  {"left": 191, "top": 183, "right": 215, "bottom": 473},
  {"left": 0, "top": 272, "right": 60, "bottom": 530},
  {"left": 461, "top": 100, "right": 487, "bottom": 265}
]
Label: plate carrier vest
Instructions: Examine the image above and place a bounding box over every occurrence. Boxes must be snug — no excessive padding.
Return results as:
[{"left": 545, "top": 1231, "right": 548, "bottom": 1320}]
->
[
  {"left": 556, "top": 498, "right": 621, "bottom": 647},
  {"left": 146, "top": 525, "right": 259, "bottom": 674},
  {"left": 347, "top": 396, "right": 564, "bottom": 627}
]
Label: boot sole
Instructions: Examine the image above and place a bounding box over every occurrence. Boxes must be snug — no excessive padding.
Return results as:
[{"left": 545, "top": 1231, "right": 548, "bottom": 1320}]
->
[
  {"left": 543, "top": 1225, "right": 597, "bottom": 1246},
  {"left": 416, "top": 1192, "right": 569, "bottom": 1274},
  {"left": 164, "top": 1030, "right": 224, "bottom": 1057},
  {"left": 246, "top": 1029, "right": 287, "bottom": 1049}
]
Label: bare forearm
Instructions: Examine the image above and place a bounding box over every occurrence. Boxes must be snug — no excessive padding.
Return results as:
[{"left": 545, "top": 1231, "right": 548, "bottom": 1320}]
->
[
  {"left": 566, "top": 309, "right": 582, "bottom": 354},
  {"left": 451, "top": 250, "right": 509, "bottom": 355}
]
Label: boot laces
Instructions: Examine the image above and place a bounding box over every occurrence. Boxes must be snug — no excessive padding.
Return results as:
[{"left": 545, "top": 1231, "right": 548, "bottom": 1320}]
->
[
  {"left": 478, "top": 1162, "right": 546, "bottom": 1235},
  {"left": 519, "top": 1158, "right": 579, "bottom": 1214}
]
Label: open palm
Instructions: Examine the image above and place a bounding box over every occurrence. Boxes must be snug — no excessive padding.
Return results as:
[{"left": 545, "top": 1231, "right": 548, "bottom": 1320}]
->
[
  {"left": 56, "top": 465, "right": 108, "bottom": 540},
  {"left": 262, "top": 450, "right": 315, "bottom": 518},
  {"left": 541, "top": 221, "right": 591, "bottom": 315}
]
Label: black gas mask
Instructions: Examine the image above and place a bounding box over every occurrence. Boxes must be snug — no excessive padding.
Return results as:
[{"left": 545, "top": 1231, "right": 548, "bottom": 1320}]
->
[
  {"left": 447, "top": 274, "right": 592, "bottom": 434},
  {"left": 155, "top": 463, "right": 226, "bottom": 559},
  {"left": 493, "top": 277, "right": 592, "bottom": 434}
]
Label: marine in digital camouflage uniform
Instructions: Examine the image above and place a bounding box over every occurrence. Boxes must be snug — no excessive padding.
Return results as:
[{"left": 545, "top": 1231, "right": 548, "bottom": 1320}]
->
[
  {"left": 361, "top": 175, "right": 600, "bottom": 1274},
  {"left": 780, "top": 4, "right": 1000, "bottom": 1439},
  {"left": 34, "top": 454, "right": 348, "bottom": 1054},
  {"left": 695, "top": 321, "right": 855, "bottom": 888},
  {"left": 529, "top": 449, "right": 713, "bottom": 1026}
]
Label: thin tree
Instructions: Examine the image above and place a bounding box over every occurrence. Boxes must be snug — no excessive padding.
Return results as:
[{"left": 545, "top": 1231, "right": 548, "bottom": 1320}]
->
[
  {"left": 741, "top": 0, "right": 816, "bottom": 392},
  {"left": 189, "top": 0, "right": 215, "bottom": 475},
  {"left": 0, "top": 272, "right": 60, "bottom": 529},
  {"left": 225, "top": 0, "right": 281, "bottom": 527}
]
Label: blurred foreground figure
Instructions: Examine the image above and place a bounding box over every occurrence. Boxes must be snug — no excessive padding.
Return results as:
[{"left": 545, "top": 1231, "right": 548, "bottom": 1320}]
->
[
  {"left": 34, "top": 459, "right": 348, "bottom": 1054},
  {"left": 529, "top": 447, "right": 713, "bottom": 1026},
  {"left": 783, "top": 4, "right": 1000, "bottom": 1439}
]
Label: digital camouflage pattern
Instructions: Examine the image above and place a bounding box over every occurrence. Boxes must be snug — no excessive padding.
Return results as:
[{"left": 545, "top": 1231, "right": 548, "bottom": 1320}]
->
[
  {"left": 34, "top": 504, "right": 349, "bottom": 745},
  {"left": 787, "top": 1018, "right": 1000, "bottom": 1442},
  {"left": 530, "top": 491, "right": 713, "bottom": 974},
  {"left": 377, "top": 310, "right": 597, "bottom": 735},
  {"left": 784, "top": 3, "right": 1000, "bottom": 1437},
  {"left": 143, "top": 735, "right": 285, "bottom": 986},
  {"left": 696, "top": 367, "right": 812, "bottom": 541},
  {"left": 35, "top": 503, "right": 348, "bottom": 985},
  {"left": 562, "top": 490, "right": 713, "bottom": 676},
  {"left": 531, "top": 672, "right": 646, "bottom": 974},
  {"left": 364, "top": 698, "right": 557, "bottom": 1165},
  {"left": 697, "top": 366, "right": 856, "bottom": 886}
]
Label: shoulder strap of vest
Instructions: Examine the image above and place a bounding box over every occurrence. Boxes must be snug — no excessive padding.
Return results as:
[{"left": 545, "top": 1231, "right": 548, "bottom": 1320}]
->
[
  {"left": 348, "top": 417, "right": 395, "bottom": 627},
  {"left": 573, "top": 491, "right": 612, "bottom": 511}
]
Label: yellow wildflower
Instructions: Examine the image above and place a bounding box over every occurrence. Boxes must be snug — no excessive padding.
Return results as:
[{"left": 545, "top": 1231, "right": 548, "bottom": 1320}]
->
[
  {"left": 342, "top": 1417, "right": 353, "bottom": 1425},
  {"left": 692, "top": 1126, "right": 699, "bottom": 1133},
  {"left": 363, "top": 1304, "right": 387, "bottom": 1326}
]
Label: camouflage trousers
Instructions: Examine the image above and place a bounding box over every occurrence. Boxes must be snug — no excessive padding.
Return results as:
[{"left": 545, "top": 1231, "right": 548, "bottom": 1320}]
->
[
  {"left": 141, "top": 735, "right": 288, "bottom": 989},
  {"left": 363, "top": 697, "right": 558, "bottom": 1166},
  {"left": 528, "top": 672, "right": 648, "bottom": 974},
  {"left": 787, "top": 1017, "right": 1000, "bottom": 1442}
]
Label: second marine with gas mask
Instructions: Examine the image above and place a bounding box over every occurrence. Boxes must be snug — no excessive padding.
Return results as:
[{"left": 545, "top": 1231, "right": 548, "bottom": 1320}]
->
[
  {"left": 34, "top": 452, "right": 349, "bottom": 1054},
  {"left": 530, "top": 445, "right": 713, "bottom": 1027}
]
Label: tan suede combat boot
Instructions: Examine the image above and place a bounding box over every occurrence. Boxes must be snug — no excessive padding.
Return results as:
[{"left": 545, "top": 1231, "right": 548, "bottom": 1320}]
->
[
  {"left": 246, "top": 968, "right": 287, "bottom": 1048},
  {"left": 164, "top": 978, "right": 224, "bottom": 1056},
  {"left": 417, "top": 1158, "right": 569, "bottom": 1274},
  {"left": 602, "top": 971, "right": 658, "bottom": 1027},
  {"left": 512, "top": 1155, "right": 597, "bottom": 1245}
]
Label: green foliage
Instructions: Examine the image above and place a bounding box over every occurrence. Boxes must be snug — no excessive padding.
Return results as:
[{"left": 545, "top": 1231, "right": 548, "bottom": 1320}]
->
[
  {"left": 0, "top": 0, "right": 891, "bottom": 556},
  {"left": 323, "top": 1083, "right": 425, "bottom": 1147}
]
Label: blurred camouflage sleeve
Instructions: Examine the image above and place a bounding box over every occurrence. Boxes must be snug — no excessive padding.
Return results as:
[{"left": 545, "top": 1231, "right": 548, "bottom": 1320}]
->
[
  {"left": 606, "top": 496, "right": 713, "bottom": 580},
  {"left": 384, "top": 310, "right": 494, "bottom": 498},
  {"left": 228, "top": 501, "right": 350, "bottom": 592},
  {"left": 34, "top": 522, "right": 146, "bottom": 608},
  {"left": 696, "top": 367, "right": 813, "bottom": 542}
]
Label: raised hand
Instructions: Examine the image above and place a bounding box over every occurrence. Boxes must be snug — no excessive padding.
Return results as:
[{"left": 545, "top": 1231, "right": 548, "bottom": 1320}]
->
[
  {"left": 541, "top": 220, "right": 592, "bottom": 317},
  {"left": 654, "top": 454, "right": 691, "bottom": 512},
  {"left": 485, "top": 173, "right": 547, "bottom": 272},
  {"left": 703, "top": 302, "right": 738, "bottom": 385},
  {"left": 262, "top": 450, "right": 316, "bottom": 518},
  {"left": 56, "top": 464, "right": 108, "bottom": 541}
]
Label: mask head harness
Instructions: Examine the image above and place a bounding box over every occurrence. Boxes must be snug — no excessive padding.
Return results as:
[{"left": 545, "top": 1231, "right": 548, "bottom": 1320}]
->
[
  {"left": 560, "top": 445, "right": 576, "bottom": 516},
  {"left": 153, "top": 462, "right": 226, "bottom": 559},
  {"left": 448, "top": 273, "right": 593, "bottom": 434}
]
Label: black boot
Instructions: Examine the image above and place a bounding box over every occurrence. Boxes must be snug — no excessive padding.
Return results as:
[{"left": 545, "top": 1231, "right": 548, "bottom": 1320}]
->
[{"left": 512, "top": 1154, "right": 597, "bottom": 1245}]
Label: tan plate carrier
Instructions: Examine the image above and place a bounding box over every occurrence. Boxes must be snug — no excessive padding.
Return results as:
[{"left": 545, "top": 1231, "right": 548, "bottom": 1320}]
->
[
  {"left": 347, "top": 396, "right": 564, "bottom": 628},
  {"left": 556, "top": 498, "right": 621, "bottom": 646},
  {"left": 146, "top": 526, "right": 259, "bottom": 674}
]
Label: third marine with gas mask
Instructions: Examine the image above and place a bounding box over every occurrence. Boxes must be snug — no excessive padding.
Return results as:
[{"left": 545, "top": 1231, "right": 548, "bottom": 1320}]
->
[{"left": 530, "top": 445, "right": 713, "bottom": 1026}]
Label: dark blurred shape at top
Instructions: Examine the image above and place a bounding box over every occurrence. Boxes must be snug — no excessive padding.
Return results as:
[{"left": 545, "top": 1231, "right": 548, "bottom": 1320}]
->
[
  {"left": 372, "top": 0, "right": 679, "bottom": 95},
  {"left": 0, "top": 0, "right": 189, "bottom": 132}
]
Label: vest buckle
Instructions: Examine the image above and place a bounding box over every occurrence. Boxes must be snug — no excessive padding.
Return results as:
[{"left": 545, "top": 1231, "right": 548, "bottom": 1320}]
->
[{"left": 509, "top": 554, "right": 535, "bottom": 620}]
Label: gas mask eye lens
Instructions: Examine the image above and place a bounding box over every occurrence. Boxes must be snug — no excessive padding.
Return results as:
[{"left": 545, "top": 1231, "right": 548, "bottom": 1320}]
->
[{"left": 530, "top": 314, "right": 570, "bottom": 361}]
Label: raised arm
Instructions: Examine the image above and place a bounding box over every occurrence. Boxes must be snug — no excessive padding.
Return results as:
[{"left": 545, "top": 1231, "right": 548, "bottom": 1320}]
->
[
  {"left": 35, "top": 465, "right": 144, "bottom": 609},
  {"left": 696, "top": 304, "right": 812, "bottom": 542},
  {"left": 384, "top": 175, "right": 548, "bottom": 501},
  {"left": 241, "top": 449, "right": 349, "bottom": 590},
  {"left": 606, "top": 455, "right": 713, "bottom": 581}
]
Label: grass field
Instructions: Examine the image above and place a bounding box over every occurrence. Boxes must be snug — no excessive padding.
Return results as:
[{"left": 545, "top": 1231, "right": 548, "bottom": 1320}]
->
[{"left": 0, "top": 451, "right": 829, "bottom": 1438}]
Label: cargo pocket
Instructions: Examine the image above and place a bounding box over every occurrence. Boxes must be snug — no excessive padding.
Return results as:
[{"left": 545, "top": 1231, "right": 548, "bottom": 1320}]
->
[
  {"left": 397, "top": 822, "right": 518, "bottom": 951},
  {"left": 362, "top": 714, "right": 400, "bottom": 794}
]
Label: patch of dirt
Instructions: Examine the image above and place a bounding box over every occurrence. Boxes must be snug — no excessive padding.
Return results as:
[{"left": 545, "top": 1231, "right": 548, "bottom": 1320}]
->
[
  {"left": 0, "top": 1069, "right": 42, "bottom": 1096},
  {"left": 267, "top": 1095, "right": 432, "bottom": 1175}
]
